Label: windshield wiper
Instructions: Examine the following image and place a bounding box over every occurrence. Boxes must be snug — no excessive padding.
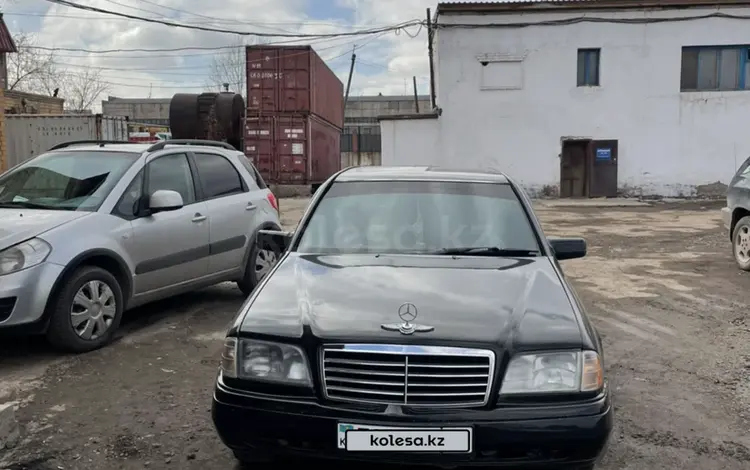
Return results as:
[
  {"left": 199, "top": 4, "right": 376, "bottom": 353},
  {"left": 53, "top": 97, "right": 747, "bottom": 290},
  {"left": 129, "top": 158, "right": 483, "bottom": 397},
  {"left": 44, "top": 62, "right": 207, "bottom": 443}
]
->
[
  {"left": 432, "top": 247, "right": 541, "bottom": 257},
  {"left": 0, "top": 201, "right": 57, "bottom": 209}
]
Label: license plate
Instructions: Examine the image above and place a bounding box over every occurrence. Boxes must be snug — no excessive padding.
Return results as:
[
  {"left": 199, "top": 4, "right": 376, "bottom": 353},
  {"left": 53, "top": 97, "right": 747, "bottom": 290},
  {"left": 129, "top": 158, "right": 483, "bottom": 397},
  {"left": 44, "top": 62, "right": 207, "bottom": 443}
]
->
[{"left": 338, "top": 423, "right": 472, "bottom": 453}]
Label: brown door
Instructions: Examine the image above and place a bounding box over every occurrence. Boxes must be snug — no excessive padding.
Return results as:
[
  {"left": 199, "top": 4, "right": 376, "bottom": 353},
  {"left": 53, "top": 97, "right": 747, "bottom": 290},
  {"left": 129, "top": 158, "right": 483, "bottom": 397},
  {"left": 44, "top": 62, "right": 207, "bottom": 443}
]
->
[
  {"left": 560, "top": 141, "right": 589, "bottom": 198},
  {"left": 589, "top": 140, "right": 618, "bottom": 198}
]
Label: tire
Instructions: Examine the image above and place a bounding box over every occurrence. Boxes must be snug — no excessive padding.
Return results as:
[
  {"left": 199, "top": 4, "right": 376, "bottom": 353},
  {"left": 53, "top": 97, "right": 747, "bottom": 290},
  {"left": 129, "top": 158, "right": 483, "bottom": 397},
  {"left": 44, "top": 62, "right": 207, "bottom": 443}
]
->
[
  {"left": 45, "top": 266, "right": 124, "bottom": 353},
  {"left": 237, "top": 237, "right": 280, "bottom": 297},
  {"left": 732, "top": 215, "right": 750, "bottom": 271}
]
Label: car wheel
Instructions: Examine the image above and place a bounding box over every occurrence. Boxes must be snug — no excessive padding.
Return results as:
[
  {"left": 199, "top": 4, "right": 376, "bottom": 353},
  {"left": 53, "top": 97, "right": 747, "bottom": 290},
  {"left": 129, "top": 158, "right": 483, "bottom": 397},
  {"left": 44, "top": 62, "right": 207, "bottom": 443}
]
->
[
  {"left": 45, "top": 266, "right": 124, "bottom": 353},
  {"left": 732, "top": 216, "right": 750, "bottom": 271},
  {"left": 237, "top": 238, "right": 279, "bottom": 296}
]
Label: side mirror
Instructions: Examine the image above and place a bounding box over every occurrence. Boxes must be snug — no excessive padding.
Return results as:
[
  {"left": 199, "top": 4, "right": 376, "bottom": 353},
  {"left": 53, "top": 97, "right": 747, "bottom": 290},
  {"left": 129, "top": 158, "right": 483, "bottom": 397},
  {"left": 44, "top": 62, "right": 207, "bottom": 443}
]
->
[
  {"left": 257, "top": 229, "right": 293, "bottom": 253},
  {"left": 549, "top": 238, "right": 587, "bottom": 261},
  {"left": 149, "top": 189, "right": 184, "bottom": 213}
]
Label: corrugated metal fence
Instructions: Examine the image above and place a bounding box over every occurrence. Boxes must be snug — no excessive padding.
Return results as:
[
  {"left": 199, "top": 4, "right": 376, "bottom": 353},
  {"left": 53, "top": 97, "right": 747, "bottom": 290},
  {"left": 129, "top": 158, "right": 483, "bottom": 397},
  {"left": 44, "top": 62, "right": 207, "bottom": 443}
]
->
[{"left": 341, "top": 125, "right": 381, "bottom": 153}]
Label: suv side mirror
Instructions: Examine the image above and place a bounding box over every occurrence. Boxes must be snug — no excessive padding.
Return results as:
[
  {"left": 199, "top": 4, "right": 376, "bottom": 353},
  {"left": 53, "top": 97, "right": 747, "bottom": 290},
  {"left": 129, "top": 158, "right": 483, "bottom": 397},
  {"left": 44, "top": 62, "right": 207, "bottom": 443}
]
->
[
  {"left": 149, "top": 190, "right": 184, "bottom": 213},
  {"left": 549, "top": 238, "right": 587, "bottom": 261},
  {"left": 257, "top": 229, "right": 293, "bottom": 253}
]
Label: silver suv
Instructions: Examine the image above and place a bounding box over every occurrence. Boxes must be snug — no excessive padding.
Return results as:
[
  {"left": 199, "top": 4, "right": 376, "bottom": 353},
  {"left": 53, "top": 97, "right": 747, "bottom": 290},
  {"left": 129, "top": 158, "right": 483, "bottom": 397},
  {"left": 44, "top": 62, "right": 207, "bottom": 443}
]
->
[{"left": 0, "top": 139, "right": 282, "bottom": 353}]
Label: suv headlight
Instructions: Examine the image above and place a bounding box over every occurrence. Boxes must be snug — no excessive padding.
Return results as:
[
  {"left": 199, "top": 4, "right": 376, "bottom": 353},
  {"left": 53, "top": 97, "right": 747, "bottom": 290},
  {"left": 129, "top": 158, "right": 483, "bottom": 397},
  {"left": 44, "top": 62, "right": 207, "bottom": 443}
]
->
[
  {"left": 0, "top": 238, "right": 52, "bottom": 276},
  {"left": 499, "top": 350, "right": 603, "bottom": 395},
  {"left": 220, "top": 338, "right": 311, "bottom": 386}
]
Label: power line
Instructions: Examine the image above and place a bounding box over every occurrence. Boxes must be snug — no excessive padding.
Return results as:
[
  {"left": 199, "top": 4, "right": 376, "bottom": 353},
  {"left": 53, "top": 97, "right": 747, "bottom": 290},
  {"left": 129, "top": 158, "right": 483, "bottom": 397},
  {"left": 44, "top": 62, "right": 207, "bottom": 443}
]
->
[
  {"left": 43, "top": 0, "right": 423, "bottom": 38},
  {"left": 4, "top": 11, "right": 399, "bottom": 29}
]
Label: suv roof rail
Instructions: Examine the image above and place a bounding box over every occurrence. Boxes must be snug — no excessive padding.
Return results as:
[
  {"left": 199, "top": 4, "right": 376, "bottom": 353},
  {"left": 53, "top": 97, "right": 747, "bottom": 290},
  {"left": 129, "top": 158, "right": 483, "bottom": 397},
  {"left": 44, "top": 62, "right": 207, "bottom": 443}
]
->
[
  {"left": 49, "top": 140, "right": 131, "bottom": 151},
  {"left": 147, "top": 139, "right": 236, "bottom": 152}
]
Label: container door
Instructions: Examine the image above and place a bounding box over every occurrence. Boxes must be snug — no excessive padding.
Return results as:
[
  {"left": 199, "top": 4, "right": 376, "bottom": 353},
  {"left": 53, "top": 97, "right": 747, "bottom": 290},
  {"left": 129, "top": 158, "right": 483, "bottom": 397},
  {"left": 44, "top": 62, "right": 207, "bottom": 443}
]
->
[
  {"left": 278, "top": 47, "right": 311, "bottom": 114},
  {"left": 244, "top": 116, "right": 276, "bottom": 183},
  {"left": 275, "top": 115, "right": 308, "bottom": 184},
  {"left": 246, "top": 48, "right": 280, "bottom": 113},
  {"left": 588, "top": 140, "right": 618, "bottom": 198}
]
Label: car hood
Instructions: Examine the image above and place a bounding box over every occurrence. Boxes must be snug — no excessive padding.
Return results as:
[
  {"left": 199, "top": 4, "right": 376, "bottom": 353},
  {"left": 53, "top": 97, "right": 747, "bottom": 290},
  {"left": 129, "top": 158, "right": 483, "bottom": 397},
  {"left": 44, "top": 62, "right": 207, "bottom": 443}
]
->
[
  {"left": 237, "top": 253, "right": 584, "bottom": 350},
  {"left": 0, "top": 209, "right": 90, "bottom": 250}
]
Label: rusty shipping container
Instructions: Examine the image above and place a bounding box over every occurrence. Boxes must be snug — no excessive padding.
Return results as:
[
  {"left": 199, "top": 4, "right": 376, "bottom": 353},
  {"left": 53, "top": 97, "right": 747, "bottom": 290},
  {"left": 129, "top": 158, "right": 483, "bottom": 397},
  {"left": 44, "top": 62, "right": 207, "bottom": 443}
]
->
[
  {"left": 244, "top": 114, "right": 341, "bottom": 185},
  {"left": 246, "top": 45, "right": 344, "bottom": 128}
]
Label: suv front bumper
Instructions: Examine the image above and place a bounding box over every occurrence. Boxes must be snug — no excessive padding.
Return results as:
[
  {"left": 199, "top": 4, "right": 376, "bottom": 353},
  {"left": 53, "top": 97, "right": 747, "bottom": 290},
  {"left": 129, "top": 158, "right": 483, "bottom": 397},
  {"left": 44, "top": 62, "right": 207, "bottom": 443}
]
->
[
  {"left": 0, "top": 262, "right": 64, "bottom": 329},
  {"left": 212, "top": 375, "right": 613, "bottom": 467}
]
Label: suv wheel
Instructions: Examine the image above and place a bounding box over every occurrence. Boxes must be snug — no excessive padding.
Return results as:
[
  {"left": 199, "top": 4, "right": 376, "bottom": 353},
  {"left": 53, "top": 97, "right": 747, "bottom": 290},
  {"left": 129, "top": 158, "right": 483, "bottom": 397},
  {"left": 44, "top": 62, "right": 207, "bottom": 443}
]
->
[
  {"left": 733, "top": 215, "right": 750, "bottom": 271},
  {"left": 46, "top": 266, "right": 124, "bottom": 353},
  {"left": 237, "top": 239, "right": 279, "bottom": 296}
]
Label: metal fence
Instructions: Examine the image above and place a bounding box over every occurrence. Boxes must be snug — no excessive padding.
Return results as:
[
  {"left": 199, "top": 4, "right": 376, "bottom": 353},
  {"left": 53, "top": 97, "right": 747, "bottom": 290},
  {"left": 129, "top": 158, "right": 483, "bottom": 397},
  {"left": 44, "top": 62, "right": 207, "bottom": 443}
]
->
[{"left": 341, "top": 125, "right": 381, "bottom": 153}]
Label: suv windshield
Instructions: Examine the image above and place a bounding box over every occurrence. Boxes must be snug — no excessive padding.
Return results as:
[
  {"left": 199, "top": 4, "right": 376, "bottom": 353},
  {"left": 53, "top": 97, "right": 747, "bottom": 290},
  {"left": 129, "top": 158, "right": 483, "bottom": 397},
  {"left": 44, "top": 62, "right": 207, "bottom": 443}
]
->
[
  {"left": 0, "top": 150, "right": 140, "bottom": 211},
  {"left": 296, "top": 180, "right": 541, "bottom": 255}
]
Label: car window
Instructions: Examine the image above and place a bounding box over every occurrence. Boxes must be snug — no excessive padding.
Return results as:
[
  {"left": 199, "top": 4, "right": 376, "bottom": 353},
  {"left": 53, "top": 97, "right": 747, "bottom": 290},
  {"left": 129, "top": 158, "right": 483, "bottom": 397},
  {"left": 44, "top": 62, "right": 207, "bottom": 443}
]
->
[
  {"left": 147, "top": 153, "right": 195, "bottom": 204},
  {"left": 113, "top": 170, "right": 143, "bottom": 218},
  {"left": 296, "top": 181, "right": 540, "bottom": 254},
  {"left": 236, "top": 154, "right": 267, "bottom": 189},
  {"left": 193, "top": 153, "right": 245, "bottom": 199},
  {"left": 0, "top": 151, "right": 140, "bottom": 211},
  {"left": 740, "top": 157, "right": 750, "bottom": 177}
]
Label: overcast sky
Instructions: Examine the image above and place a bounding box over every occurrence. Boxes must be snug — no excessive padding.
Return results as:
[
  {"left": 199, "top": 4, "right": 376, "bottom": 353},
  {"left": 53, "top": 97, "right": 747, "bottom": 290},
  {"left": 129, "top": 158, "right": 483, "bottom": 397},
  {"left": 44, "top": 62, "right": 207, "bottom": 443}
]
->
[{"left": 2, "top": 0, "right": 433, "bottom": 100}]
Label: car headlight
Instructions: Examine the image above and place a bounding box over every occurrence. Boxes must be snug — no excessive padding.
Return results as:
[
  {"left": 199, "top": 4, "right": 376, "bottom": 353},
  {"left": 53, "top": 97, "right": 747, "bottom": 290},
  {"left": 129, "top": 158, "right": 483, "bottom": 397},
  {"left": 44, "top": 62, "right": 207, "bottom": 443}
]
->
[
  {"left": 499, "top": 350, "right": 603, "bottom": 395},
  {"left": 220, "top": 338, "right": 312, "bottom": 386},
  {"left": 0, "top": 238, "right": 52, "bottom": 276}
]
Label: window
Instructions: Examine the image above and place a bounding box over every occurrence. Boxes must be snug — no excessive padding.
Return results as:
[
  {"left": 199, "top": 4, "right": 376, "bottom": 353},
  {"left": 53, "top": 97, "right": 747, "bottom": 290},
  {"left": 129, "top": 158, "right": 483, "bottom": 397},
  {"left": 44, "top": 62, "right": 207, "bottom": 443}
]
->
[
  {"left": 681, "top": 46, "right": 750, "bottom": 91},
  {"left": 193, "top": 153, "right": 244, "bottom": 199},
  {"left": 0, "top": 151, "right": 140, "bottom": 211},
  {"left": 147, "top": 153, "right": 195, "bottom": 204},
  {"left": 295, "top": 181, "right": 540, "bottom": 255},
  {"left": 577, "top": 49, "right": 600, "bottom": 87},
  {"left": 236, "top": 154, "right": 267, "bottom": 189},
  {"left": 113, "top": 170, "right": 143, "bottom": 219}
]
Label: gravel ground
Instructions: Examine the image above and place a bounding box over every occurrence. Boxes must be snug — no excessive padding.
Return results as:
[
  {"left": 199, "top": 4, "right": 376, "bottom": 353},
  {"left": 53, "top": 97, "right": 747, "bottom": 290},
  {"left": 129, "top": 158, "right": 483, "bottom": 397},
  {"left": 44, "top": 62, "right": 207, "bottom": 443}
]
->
[{"left": 1, "top": 197, "right": 749, "bottom": 470}]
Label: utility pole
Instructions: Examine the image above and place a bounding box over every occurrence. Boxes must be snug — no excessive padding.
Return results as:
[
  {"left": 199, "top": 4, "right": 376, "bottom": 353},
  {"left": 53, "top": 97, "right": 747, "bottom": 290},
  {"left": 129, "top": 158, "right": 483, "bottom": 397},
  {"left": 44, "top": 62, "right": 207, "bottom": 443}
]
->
[
  {"left": 343, "top": 46, "right": 357, "bottom": 116},
  {"left": 412, "top": 76, "right": 420, "bottom": 113},
  {"left": 426, "top": 8, "right": 437, "bottom": 110}
]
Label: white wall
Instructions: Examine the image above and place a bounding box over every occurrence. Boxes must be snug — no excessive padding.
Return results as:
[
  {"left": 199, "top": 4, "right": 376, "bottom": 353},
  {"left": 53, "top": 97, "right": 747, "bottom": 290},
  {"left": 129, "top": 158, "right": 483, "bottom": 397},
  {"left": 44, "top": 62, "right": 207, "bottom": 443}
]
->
[
  {"left": 380, "top": 118, "right": 441, "bottom": 166},
  {"left": 387, "top": 6, "right": 750, "bottom": 197}
]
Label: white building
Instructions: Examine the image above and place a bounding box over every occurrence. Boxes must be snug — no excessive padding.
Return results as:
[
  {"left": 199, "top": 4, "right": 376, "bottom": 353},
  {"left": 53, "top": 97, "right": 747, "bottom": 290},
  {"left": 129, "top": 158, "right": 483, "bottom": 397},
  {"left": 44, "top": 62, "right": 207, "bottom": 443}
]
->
[{"left": 380, "top": 0, "right": 750, "bottom": 197}]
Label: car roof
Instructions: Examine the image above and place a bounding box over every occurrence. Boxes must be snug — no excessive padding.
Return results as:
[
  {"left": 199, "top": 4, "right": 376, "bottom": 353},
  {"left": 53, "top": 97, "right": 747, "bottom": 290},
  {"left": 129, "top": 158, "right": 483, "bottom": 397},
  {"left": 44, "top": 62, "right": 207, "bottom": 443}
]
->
[
  {"left": 335, "top": 166, "right": 510, "bottom": 183},
  {"left": 50, "top": 143, "right": 238, "bottom": 154}
]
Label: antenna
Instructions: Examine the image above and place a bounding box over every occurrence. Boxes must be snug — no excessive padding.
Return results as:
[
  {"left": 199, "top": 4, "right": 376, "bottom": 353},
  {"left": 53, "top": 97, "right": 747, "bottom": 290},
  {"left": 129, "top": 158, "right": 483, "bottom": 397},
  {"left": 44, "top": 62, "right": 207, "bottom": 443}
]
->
[{"left": 147, "top": 83, "right": 153, "bottom": 99}]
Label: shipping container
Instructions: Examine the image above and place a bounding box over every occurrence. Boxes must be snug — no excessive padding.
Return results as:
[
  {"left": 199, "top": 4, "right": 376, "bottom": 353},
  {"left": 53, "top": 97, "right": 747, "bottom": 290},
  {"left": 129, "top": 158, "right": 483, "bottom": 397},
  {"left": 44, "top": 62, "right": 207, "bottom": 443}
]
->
[
  {"left": 4, "top": 114, "right": 129, "bottom": 168},
  {"left": 246, "top": 45, "right": 344, "bottom": 128},
  {"left": 244, "top": 113, "right": 341, "bottom": 185}
]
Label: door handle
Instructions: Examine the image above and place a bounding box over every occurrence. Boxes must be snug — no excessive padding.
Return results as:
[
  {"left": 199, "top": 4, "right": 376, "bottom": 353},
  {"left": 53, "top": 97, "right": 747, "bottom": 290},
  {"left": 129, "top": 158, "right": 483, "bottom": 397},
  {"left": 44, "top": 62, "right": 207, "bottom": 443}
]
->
[
  {"left": 246, "top": 202, "right": 257, "bottom": 211},
  {"left": 192, "top": 213, "right": 207, "bottom": 223}
]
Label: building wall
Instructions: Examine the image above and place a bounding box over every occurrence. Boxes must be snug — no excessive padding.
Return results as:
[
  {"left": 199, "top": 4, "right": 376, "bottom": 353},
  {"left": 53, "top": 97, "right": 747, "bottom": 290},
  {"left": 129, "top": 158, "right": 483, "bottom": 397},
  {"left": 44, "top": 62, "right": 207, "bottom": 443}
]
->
[
  {"left": 380, "top": 117, "right": 441, "bottom": 167},
  {"left": 4, "top": 90, "right": 64, "bottom": 114},
  {"left": 101, "top": 97, "right": 170, "bottom": 126},
  {"left": 385, "top": 6, "right": 750, "bottom": 197}
]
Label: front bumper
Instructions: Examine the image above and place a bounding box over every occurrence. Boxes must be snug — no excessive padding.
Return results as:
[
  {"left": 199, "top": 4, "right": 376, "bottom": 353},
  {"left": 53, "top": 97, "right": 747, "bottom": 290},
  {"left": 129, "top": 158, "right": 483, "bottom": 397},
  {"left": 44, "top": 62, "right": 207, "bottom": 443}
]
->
[
  {"left": 0, "top": 262, "right": 64, "bottom": 329},
  {"left": 212, "top": 375, "right": 613, "bottom": 467}
]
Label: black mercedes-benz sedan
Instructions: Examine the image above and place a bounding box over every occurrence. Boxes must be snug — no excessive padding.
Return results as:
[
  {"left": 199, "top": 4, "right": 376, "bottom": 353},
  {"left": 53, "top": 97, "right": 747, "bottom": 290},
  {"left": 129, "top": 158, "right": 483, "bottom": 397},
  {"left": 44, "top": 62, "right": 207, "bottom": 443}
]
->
[{"left": 212, "top": 166, "right": 613, "bottom": 469}]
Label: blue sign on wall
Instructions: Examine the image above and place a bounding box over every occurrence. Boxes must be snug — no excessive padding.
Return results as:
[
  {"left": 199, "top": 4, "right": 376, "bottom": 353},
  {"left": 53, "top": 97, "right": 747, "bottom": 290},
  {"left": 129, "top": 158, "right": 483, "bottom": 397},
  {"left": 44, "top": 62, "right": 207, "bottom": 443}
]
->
[{"left": 596, "top": 148, "right": 612, "bottom": 160}]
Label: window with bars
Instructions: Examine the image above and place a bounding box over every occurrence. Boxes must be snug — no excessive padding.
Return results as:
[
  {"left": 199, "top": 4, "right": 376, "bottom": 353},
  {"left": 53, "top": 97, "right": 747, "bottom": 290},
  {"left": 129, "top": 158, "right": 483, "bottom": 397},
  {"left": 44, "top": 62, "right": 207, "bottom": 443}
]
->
[{"left": 680, "top": 46, "right": 750, "bottom": 91}]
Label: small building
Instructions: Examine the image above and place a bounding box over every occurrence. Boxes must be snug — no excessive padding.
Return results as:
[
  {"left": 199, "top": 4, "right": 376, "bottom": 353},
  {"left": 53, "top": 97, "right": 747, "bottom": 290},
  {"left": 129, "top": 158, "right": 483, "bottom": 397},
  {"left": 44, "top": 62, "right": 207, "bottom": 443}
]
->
[
  {"left": 4, "top": 90, "right": 64, "bottom": 114},
  {"left": 101, "top": 96, "right": 170, "bottom": 126},
  {"left": 342, "top": 94, "right": 430, "bottom": 167},
  {"left": 380, "top": 0, "right": 750, "bottom": 198}
]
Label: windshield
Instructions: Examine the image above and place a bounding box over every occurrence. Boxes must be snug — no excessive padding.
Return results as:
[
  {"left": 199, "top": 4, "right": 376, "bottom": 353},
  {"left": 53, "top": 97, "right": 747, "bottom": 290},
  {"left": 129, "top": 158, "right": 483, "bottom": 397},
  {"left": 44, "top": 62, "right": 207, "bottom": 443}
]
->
[
  {"left": 296, "top": 180, "right": 541, "bottom": 255},
  {"left": 0, "top": 150, "right": 140, "bottom": 211}
]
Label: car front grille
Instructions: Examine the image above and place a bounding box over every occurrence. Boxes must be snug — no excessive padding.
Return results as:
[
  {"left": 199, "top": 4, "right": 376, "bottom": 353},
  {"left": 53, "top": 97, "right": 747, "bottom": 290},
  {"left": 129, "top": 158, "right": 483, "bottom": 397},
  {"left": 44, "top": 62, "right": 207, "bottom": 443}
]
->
[
  {"left": 0, "top": 297, "right": 17, "bottom": 322},
  {"left": 321, "top": 344, "right": 495, "bottom": 408}
]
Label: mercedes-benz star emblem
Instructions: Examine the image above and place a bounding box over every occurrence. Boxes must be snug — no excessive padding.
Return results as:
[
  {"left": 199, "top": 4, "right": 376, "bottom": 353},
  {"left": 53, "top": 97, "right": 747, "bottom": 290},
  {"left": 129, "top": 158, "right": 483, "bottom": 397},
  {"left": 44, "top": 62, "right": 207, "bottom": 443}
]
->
[{"left": 381, "top": 303, "right": 435, "bottom": 335}]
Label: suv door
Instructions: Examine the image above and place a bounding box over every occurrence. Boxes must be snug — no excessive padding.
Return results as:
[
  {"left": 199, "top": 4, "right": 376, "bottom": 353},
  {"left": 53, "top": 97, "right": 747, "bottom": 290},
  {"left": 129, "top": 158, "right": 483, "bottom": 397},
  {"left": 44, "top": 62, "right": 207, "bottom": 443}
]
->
[
  {"left": 191, "top": 152, "right": 264, "bottom": 275},
  {"left": 128, "top": 153, "right": 210, "bottom": 295}
]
